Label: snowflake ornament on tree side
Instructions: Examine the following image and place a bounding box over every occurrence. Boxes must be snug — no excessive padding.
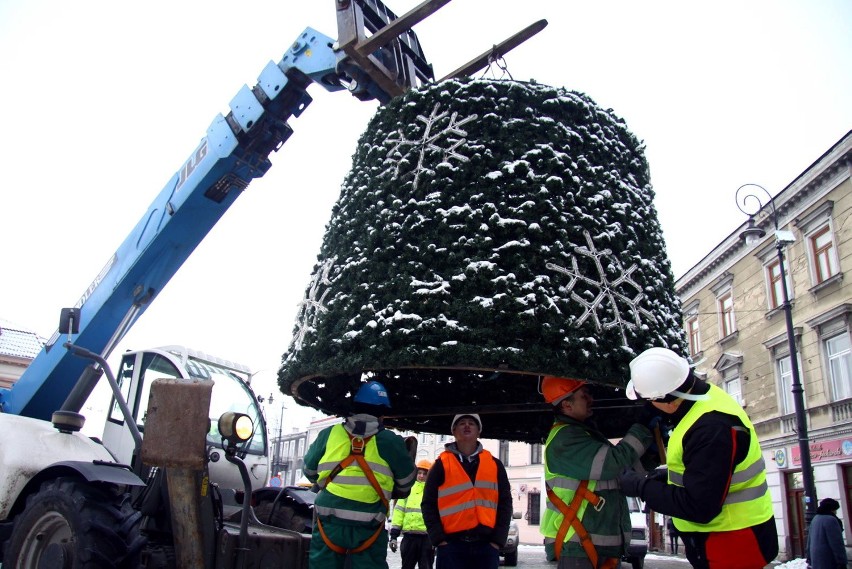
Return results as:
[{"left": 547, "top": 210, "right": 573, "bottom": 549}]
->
[{"left": 278, "top": 78, "right": 686, "bottom": 442}]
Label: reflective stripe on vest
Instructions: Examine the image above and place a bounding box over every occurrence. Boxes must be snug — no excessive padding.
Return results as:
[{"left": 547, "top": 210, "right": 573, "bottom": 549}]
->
[
  {"left": 316, "top": 424, "right": 394, "bottom": 504},
  {"left": 391, "top": 481, "right": 427, "bottom": 533},
  {"left": 667, "top": 384, "right": 773, "bottom": 533},
  {"left": 437, "top": 450, "right": 498, "bottom": 533},
  {"left": 542, "top": 423, "right": 604, "bottom": 544}
]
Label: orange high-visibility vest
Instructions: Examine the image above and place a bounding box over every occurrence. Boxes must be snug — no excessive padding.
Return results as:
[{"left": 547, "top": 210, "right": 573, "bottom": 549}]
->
[{"left": 437, "top": 450, "right": 499, "bottom": 533}]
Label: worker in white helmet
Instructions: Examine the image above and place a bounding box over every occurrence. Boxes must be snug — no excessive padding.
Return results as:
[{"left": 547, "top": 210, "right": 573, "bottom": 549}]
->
[
  {"left": 617, "top": 347, "right": 778, "bottom": 569},
  {"left": 421, "top": 414, "right": 513, "bottom": 569}
]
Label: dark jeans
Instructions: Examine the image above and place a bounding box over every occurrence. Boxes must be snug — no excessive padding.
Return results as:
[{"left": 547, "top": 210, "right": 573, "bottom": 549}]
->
[
  {"left": 435, "top": 540, "right": 499, "bottom": 569},
  {"left": 670, "top": 535, "right": 679, "bottom": 554},
  {"left": 401, "top": 533, "right": 433, "bottom": 569}
]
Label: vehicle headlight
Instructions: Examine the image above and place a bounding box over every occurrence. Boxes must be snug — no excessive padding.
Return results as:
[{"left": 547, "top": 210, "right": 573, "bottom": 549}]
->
[{"left": 218, "top": 412, "right": 254, "bottom": 444}]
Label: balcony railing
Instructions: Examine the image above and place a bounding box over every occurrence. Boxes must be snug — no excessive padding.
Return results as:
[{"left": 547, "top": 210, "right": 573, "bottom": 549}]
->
[
  {"left": 831, "top": 399, "right": 852, "bottom": 422},
  {"left": 780, "top": 414, "right": 797, "bottom": 434}
]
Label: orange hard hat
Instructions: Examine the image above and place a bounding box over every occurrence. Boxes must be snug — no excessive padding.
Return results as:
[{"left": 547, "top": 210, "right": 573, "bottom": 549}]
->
[
  {"left": 541, "top": 376, "right": 587, "bottom": 406},
  {"left": 416, "top": 459, "right": 433, "bottom": 470}
]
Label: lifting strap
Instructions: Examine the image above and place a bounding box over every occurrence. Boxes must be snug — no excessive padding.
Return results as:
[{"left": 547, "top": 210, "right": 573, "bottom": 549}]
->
[
  {"left": 547, "top": 479, "right": 616, "bottom": 568},
  {"left": 316, "top": 515, "right": 385, "bottom": 555},
  {"left": 318, "top": 433, "right": 390, "bottom": 556}
]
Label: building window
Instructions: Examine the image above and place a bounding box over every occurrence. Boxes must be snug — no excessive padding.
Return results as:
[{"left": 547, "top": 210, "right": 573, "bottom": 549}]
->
[
  {"left": 764, "top": 327, "right": 805, "bottom": 424},
  {"left": 682, "top": 299, "right": 701, "bottom": 357},
  {"left": 723, "top": 367, "right": 743, "bottom": 406},
  {"left": 777, "top": 354, "right": 797, "bottom": 416},
  {"left": 806, "top": 304, "right": 852, "bottom": 411},
  {"left": 715, "top": 353, "right": 743, "bottom": 406},
  {"left": 718, "top": 292, "right": 736, "bottom": 338},
  {"left": 687, "top": 316, "right": 701, "bottom": 356},
  {"left": 766, "top": 259, "right": 785, "bottom": 310},
  {"left": 826, "top": 332, "right": 852, "bottom": 401},
  {"left": 530, "top": 443, "right": 542, "bottom": 465},
  {"left": 499, "top": 440, "right": 509, "bottom": 465},
  {"left": 795, "top": 200, "right": 841, "bottom": 289},
  {"left": 810, "top": 225, "right": 839, "bottom": 285},
  {"left": 527, "top": 492, "right": 541, "bottom": 525}
]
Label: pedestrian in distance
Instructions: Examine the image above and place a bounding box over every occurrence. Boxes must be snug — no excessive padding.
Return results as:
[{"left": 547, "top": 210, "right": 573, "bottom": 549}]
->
[
  {"left": 617, "top": 347, "right": 778, "bottom": 569},
  {"left": 390, "top": 459, "right": 435, "bottom": 569},
  {"left": 667, "top": 517, "right": 680, "bottom": 555},
  {"left": 806, "top": 497, "right": 848, "bottom": 569},
  {"left": 421, "top": 414, "right": 513, "bottom": 569},
  {"left": 303, "top": 380, "right": 416, "bottom": 569},
  {"left": 539, "top": 376, "right": 655, "bottom": 569}
]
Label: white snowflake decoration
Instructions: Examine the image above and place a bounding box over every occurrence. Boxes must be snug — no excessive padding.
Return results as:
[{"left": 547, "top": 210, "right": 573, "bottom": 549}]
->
[
  {"left": 290, "top": 256, "right": 337, "bottom": 354},
  {"left": 383, "top": 103, "right": 478, "bottom": 191},
  {"left": 547, "top": 230, "right": 653, "bottom": 347}
]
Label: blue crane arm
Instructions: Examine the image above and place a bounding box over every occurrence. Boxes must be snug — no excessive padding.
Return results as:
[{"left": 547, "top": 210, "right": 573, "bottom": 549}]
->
[
  {"left": 0, "top": 28, "right": 349, "bottom": 419},
  {"left": 0, "top": 0, "right": 543, "bottom": 421}
]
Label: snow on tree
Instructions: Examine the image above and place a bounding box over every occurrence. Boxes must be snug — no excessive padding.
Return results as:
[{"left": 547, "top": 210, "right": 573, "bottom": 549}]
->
[{"left": 278, "top": 78, "right": 686, "bottom": 442}]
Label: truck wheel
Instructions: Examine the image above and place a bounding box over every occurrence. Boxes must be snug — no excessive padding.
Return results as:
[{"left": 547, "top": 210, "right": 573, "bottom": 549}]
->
[
  {"left": 3, "top": 477, "right": 143, "bottom": 569},
  {"left": 631, "top": 557, "right": 645, "bottom": 569},
  {"left": 503, "top": 550, "right": 518, "bottom": 566}
]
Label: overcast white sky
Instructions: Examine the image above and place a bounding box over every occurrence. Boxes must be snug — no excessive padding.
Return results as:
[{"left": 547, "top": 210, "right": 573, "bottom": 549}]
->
[{"left": 1, "top": 1, "right": 850, "bottom": 434}]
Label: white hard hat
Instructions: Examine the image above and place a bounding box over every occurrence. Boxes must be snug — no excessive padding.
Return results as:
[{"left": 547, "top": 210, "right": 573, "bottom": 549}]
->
[
  {"left": 626, "top": 347, "right": 690, "bottom": 400},
  {"left": 451, "top": 414, "right": 482, "bottom": 433}
]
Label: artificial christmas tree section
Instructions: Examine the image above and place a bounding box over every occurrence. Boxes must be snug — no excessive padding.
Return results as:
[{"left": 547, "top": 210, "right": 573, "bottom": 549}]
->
[{"left": 279, "top": 78, "right": 686, "bottom": 442}]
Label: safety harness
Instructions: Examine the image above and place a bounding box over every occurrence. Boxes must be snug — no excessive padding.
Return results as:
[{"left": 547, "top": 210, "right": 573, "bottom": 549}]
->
[
  {"left": 316, "top": 433, "right": 389, "bottom": 556},
  {"left": 546, "top": 480, "right": 618, "bottom": 568}
]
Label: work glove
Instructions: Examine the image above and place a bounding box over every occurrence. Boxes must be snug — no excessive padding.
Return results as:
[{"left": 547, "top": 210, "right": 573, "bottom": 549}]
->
[
  {"left": 647, "top": 466, "right": 668, "bottom": 483},
  {"left": 389, "top": 539, "right": 398, "bottom": 553},
  {"left": 617, "top": 468, "right": 648, "bottom": 498}
]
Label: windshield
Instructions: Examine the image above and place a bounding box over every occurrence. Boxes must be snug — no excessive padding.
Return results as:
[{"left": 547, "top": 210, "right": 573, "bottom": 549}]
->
[{"left": 188, "top": 358, "right": 267, "bottom": 455}]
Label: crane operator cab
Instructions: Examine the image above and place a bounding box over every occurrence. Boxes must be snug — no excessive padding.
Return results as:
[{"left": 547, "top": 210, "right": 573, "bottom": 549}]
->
[{"left": 101, "top": 345, "right": 269, "bottom": 492}]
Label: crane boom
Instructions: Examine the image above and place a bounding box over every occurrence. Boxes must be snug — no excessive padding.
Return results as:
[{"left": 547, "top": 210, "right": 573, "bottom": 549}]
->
[{"left": 0, "top": 20, "right": 379, "bottom": 418}]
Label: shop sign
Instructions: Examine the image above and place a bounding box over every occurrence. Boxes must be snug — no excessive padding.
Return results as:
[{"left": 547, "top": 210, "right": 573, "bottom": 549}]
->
[{"left": 791, "top": 438, "right": 852, "bottom": 466}]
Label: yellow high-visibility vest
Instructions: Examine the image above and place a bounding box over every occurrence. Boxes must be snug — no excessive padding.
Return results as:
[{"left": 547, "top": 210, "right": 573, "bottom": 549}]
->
[{"left": 667, "top": 385, "right": 773, "bottom": 533}]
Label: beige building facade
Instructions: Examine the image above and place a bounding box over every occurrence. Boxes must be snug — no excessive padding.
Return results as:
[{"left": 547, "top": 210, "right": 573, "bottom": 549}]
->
[
  {"left": 0, "top": 318, "right": 44, "bottom": 389},
  {"left": 675, "top": 130, "right": 852, "bottom": 561}
]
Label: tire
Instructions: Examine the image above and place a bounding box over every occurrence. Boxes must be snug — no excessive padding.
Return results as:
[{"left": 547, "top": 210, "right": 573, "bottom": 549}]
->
[
  {"left": 631, "top": 556, "right": 645, "bottom": 569},
  {"left": 3, "top": 477, "right": 143, "bottom": 569},
  {"left": 503, "top": 549, "right": 518, "bottom": 566}
]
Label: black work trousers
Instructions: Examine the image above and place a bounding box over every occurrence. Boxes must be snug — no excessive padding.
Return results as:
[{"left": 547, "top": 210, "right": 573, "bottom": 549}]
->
[{"left": 401, "top": 533, "right": 433, "bottom": 569}]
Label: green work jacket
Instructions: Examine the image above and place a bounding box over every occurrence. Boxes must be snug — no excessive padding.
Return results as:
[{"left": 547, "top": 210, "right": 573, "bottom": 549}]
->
[{"left": 542, "top": 415, "right": 651, "bottom": 561}]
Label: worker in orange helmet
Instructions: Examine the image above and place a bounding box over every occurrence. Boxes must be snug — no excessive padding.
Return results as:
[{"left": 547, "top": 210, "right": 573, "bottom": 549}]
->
[
  {"left": 539, "top": 376, "right": 654, "bottom": 569},
  {"left": 390, "top": 459, "right": 434, "bottom": 568}
]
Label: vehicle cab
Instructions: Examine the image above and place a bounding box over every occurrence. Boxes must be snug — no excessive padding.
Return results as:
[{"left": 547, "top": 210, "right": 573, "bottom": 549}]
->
[{"left": 101, "top": 345, "right": 269, "bottom": 491}]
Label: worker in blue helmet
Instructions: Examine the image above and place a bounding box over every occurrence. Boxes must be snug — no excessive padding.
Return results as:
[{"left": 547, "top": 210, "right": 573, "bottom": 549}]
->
[{"left": 304, "top": 380, "right": 416, "bottom": 568}]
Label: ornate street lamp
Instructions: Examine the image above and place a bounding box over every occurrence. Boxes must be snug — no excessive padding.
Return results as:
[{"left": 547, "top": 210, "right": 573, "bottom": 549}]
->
[{"left": 736, "top": 183, "right": 817, "bottom": 524}]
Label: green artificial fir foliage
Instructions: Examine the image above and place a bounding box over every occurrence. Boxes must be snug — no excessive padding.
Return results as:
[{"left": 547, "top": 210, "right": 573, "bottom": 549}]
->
[{"left": 278, "top": 78, "right": 686, "bottom": 442}]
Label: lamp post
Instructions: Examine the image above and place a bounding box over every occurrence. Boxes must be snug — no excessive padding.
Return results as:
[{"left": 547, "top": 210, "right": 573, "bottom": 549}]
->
[
  {"left": 736, "top": 183, "right": 817, "bottom": 525},
  {"left": 267, "top": 394, "right": 286, "bottom": 481}
]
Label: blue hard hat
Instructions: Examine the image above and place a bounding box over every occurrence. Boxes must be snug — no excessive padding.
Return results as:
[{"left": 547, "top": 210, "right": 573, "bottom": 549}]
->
[{"left": 353, "top": 381, "right": 391, "bottom": 408}]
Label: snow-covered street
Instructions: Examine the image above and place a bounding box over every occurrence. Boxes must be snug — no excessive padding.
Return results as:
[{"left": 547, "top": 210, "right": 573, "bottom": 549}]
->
[{"left": 385, "top": 544, "right": 810, "bottom": 568}]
